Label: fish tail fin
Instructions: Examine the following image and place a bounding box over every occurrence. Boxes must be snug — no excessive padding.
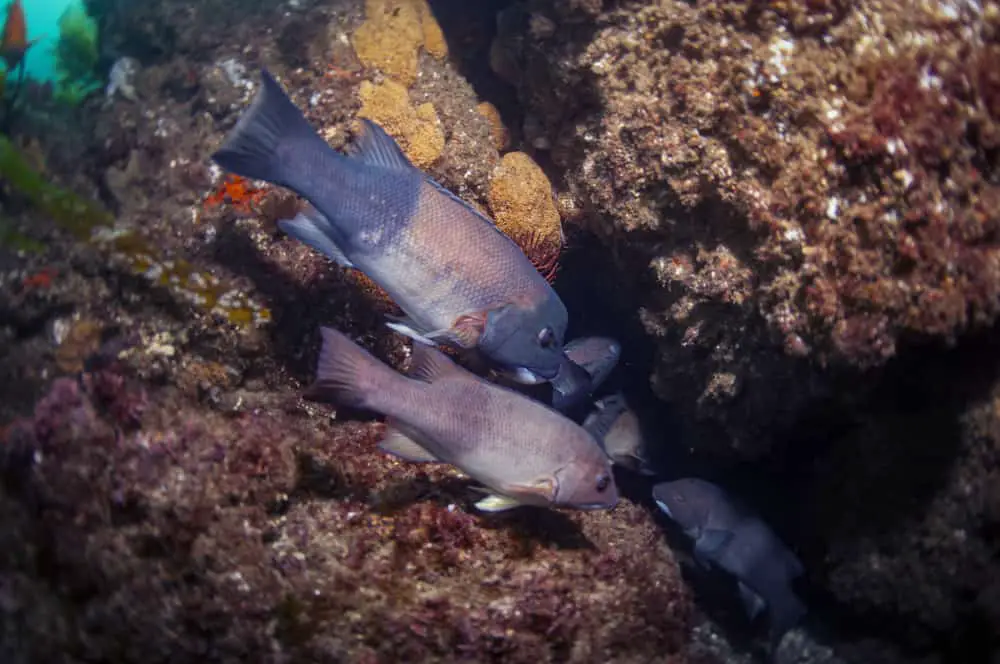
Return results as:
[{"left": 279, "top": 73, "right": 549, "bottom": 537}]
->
[
  {"left": 306, "top": 327, "right": 404, "bottom": 412},
  {"left": 211, "top": 69, "right": 331, "bottom": 188}
]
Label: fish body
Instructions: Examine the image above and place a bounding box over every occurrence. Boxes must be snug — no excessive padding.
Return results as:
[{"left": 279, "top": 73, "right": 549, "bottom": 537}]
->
[
  {"left": 1, "top": 0, "right": 35, "bottom": 70},
  {"left": 311, "top": 327, "right": 619, "bottom": 512},
  {"left": 583, "top": 393, "right": 653, "bottom": 474},
  {"left": 553, "top": 336, "right": 621, "bottom": 411},
  {"left": 212, "top": 69, "right": 574, "bottom": 385},
  {"left": 652, "top": 478, "right": 806, "bottom": 651}
]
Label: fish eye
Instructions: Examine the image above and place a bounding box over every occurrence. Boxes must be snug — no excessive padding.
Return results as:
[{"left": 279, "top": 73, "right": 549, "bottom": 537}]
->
[
  {"left": 595, "top": 473, "right": 610, "bottom": 492},
  {"left": 537, "top": 327, "right": 555, "bottom": 348}
]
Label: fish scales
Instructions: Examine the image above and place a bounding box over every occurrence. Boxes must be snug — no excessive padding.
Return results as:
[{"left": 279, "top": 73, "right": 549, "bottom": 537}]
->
[
  {"left": 380, "top": 374, "right": 587, "bottom": 483},
  {"left": 359, "top": 180, "right": 549, "bottom": 333}
]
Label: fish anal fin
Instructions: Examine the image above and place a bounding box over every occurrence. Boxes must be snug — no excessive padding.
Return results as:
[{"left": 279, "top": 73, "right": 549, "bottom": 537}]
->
[
  {"left": 738, "top": 581, "right": 767, "bottom": 621},
  {"left": 278, "top": 205, "right": 354, "bottom": 268},
  {"left": 378, "top": 424, "right": 440, "bottom": 463}
]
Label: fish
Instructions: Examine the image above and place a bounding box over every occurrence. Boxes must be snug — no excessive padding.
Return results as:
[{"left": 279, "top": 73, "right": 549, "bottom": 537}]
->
[
  {"left": 553, "top": 336, "right": 621, "bottom": 411},
  {"left": 583, "top": 393, "right": 654, "bottom": 474},
  {"left": 1, "top": 0, "right": 35, "bottom": 70},
  {"left": 652, "top": 478, "right": 806, "bottom": 652},
  {"left": 211, "top": 69, "right": 579, "bottom": 388},
  {"left": 309, "top": 326, "right": 619, "bottom": 513}
]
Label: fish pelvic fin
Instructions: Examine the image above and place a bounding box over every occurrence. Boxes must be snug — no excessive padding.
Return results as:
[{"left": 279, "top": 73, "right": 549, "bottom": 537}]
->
[
  {"left": 305, "top": 327, "right": 399, "bottom": 411},
  {"left": 278, "top": 205, "right": 354, "bottom": 268},
  {"left": 407, "top": 342, "right": 467, "bottom": 384},
  {"left": 474, "top": 494, "right": 526, "bottom": 512},
  {"left": 211, "top": 68, "right": 332, "bottom": 188}
]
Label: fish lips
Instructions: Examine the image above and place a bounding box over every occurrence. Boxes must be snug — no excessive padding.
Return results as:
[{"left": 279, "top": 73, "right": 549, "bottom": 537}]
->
[{"left": 508, "top": 366, "right": 551, "bottom": 385}]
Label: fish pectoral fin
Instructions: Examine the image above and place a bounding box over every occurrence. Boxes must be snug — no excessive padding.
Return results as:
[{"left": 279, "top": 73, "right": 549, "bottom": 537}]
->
[
  {"left": 738, "top": 581, "right": 767, "bottom": 621},
  {"left": 474, "top": 494, "right": 526, "bottom": 512},
  {"left": 473, "top": 476, "right": 558, "bottom": 512},
  {"left": 278, "top": 206, "right": 354, "bottom": 268},
  {"left": 349, "top": 119, "right": 414, "bottom": 170},
  {"left": 445, "top": 312, "right": 488, "bottom": 349},
  {"left": 503, "top": 476, "right": 558, "bottom": 502},
  {"left": 378, "top": 426, "right": 440, "bottom": 463},
  {"left": 407, "top": 342, "right": 464, "bottom": 383}
]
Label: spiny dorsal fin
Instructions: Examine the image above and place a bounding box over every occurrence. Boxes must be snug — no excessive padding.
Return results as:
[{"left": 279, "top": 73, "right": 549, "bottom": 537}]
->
[
  {"left": 349, "top": 119, "right": 413, "bottom": 170},
  {"left": 407, "top": 342, "right": 465, "bottom": 383}
]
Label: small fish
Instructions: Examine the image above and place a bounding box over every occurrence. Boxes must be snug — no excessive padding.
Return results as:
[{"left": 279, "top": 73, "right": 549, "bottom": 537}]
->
[
  {"left": 212, "top": 69, "right": 577, "bottom": 386},
  {"left": 583, "top": 393, "right": 654, "bottom": 474},
  {"left": 553, "top": 336, "right": 621, "bottom": 411},
  {"left": 1, "top": 0, "right": 35, "bottom": 70},
  {"left": 309, "top": 327, "right": 619, "bottom": 512},
  {"left": 653, "top": 478, "right": 806, "bottom": 652}
]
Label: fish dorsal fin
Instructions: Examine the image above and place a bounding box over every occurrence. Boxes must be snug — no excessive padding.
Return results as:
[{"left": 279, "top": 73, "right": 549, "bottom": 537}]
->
[
  {"left": 379, "top": 422, "right": 440, "bottom": 463},
  {"left": 407, "top": 343, "right": 465, "bottom": 383},
  {"left": 349, "top": 119, "right": 413, "bottom": 170}
]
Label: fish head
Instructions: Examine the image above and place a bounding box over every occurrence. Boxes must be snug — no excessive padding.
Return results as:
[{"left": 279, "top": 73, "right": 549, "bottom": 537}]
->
[
  {"left": 478, "top": 295, "right": 568, "bottom": 383},
  {"left": 653, "top": 478, "right": 721, "bottom": 534},
  {"left": 551, "top": 453, "right": 619, "bottom": 510}
]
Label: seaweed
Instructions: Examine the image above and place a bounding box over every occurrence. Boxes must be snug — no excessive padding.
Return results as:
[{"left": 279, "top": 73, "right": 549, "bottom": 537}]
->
[{"left": 52, "top": 1, "right": 103, "bottom": 107}]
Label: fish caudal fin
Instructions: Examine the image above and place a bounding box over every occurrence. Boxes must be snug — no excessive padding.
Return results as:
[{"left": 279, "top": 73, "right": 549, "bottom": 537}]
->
[
  {"left": 306, "top": 327, "right": 397, "bottom": 412},
  {"left": 212, "top": 69, "right": 329, "bottom": 189}
]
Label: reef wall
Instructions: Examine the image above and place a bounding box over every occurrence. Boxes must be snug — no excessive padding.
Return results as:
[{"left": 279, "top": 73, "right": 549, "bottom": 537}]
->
[{"left": 0, "top": 0, "right": 998, "bottom": 662}]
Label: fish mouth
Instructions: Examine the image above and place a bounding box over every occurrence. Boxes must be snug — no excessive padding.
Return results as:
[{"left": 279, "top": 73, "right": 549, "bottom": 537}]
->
[
  {"left": 577, "top": 501, "right": 617, "bottom": 511},
  {"left": 655, "top": 499, "right": 673, "bottom": 517},
  {"left": 508, "top": 367, "right": 551, "bottom": 384}
]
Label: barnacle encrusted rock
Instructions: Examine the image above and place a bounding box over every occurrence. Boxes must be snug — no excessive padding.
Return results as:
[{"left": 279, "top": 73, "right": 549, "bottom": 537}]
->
[
  {"left": 351, "top": 0, "right": 447, "bottom": 87},
  {"left": 488, "top": 151, "right": 562, "bottom": 247}
]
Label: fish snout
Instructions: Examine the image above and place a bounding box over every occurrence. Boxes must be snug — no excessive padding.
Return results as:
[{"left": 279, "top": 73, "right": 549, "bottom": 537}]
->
[{"left": 553, "top": 461, "right": 619, "bottom": 511}]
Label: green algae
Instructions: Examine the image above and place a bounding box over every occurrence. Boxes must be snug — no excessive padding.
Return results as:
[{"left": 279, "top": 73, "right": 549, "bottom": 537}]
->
[
  {"left": 0, "top": 136, "right": 270, "bottom": 325},
  {"left": 52, "top": 2, "right": 103, "bottom": 107}
]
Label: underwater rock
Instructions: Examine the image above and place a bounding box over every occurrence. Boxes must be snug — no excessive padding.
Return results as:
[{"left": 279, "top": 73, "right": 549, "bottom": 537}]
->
[
  {"left": 351, "top": 0, "right": 447, "bottom": 87},
  {"left": 493, "top": 0, "right": 1000, "bottom": 453},
  {"left": 0, "top": 368, "right": 696, "bottom": 662}
]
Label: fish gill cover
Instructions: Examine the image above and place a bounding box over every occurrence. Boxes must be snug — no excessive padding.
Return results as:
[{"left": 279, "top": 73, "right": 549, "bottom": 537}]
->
[{"left": 0, "top": 1, "right": 998, "bottom": 663}]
